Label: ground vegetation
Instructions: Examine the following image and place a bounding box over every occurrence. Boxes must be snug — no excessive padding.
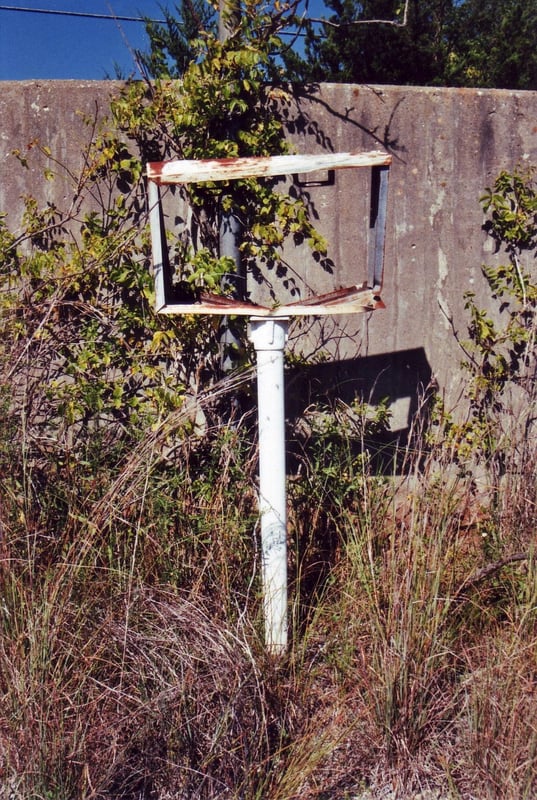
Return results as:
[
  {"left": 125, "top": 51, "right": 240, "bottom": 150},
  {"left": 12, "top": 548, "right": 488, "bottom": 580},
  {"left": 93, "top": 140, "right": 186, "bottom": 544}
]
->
[{"left": 1, "top": 3, "right": 537, "bottom": 796}]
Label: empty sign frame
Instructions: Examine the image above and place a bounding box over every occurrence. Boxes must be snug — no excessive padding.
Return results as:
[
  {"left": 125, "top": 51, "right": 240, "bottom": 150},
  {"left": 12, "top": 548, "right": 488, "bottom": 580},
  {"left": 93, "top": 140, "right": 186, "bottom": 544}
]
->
[{"left": 147, "top": 149, "right": 391, "bottom": 317}]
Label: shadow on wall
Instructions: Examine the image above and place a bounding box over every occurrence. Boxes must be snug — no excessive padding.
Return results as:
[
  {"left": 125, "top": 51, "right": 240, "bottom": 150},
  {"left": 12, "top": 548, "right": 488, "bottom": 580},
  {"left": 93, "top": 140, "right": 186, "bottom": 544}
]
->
[
  {"left": 285, "top": 348, "right": 433, "bottom": 627},
  {"left": 286, "top": 347, "right": 434, "bottom": 473}
]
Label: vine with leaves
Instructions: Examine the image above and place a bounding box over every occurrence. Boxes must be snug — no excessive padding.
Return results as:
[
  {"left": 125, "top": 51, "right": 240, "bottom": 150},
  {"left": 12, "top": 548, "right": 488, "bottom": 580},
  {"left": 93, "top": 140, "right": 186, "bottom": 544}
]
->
[
  {"left": 113, "top": 1, "right": 329, "bottom": 301},
  {"left": 434, "top": 167, "right": 537, "bottom": 483}
]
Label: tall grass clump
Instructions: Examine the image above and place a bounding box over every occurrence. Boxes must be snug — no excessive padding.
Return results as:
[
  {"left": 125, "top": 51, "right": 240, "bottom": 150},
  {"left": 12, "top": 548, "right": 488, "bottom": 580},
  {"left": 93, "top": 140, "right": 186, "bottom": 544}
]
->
[
  {"left": 286, "top": 436, "right": 537, "bottom": 798},
  {"left": 0, "top": 370, "right": 270, "bottom": 796}
]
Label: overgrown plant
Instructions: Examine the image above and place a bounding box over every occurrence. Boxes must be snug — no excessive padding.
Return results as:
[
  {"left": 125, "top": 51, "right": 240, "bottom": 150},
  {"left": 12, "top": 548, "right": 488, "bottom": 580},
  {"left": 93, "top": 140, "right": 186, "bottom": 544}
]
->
[
  {"left": 112, "top": 0, "right": 330, "bottom": 305},
  {"left": 288, "top": 397, "right": 392, "bottom": 627},
  {"left": 0, "top": 0, "right": 331, "bottom": 495},
  {"left": 434, "top": 167, "right": 537, "bottom": 487}
]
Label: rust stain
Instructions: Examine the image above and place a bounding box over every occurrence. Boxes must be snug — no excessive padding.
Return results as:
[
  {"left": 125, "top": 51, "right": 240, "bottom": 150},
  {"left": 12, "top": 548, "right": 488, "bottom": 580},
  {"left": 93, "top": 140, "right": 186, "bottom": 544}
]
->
[
  {"left": 146, "top": 149, "right": 391, "bottom": 185},
  {"left": 158, "top": 285, "right": 385, "bottom": 317},
  {"left": 147, "top": 149, "right": 390, "bottom": 317}
]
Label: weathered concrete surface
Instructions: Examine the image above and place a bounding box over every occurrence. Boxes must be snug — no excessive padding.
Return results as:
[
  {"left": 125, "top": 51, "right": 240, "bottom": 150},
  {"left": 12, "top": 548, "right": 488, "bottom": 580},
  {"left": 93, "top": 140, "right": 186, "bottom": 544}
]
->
[
  {"left": 284, "top": 84, "right": 537, "bottom": 429},
  {"left": 0, "top": 81, "right": 117, "bottom": 226},
  {"left": 1, "top": 81, "right": 536, "bottom": 429}
]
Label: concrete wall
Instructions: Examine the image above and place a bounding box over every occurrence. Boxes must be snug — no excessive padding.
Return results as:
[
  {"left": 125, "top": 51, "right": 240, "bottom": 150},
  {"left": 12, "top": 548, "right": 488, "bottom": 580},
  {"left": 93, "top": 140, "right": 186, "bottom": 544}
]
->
[{"left": 2, "top": 81, "right": 537, "bottom": 432}]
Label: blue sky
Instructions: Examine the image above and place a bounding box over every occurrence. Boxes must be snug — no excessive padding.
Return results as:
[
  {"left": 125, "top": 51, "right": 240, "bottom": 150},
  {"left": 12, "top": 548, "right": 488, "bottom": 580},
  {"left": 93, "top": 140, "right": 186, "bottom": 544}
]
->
[{"left": 0, "top": 1, "right": 324, "bottom": 80}]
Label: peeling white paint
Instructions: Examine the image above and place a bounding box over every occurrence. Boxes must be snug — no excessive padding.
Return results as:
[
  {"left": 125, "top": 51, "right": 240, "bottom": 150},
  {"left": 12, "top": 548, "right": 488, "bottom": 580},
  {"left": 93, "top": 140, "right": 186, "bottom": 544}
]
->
[
  {"left": 395, "top": 220, "right": 412, "bottom": 236},
  {"left": 436, "top": 249, "right": 452, "bottom": 330},
  {"left": 429, "top": 186, "right": 446, "bottom": 227},
  {"left": 437, "top": 292, "right": 453, "bottom": 330},
  {"left": 437, "top": 248, "right": 449, "bottom": 285}
]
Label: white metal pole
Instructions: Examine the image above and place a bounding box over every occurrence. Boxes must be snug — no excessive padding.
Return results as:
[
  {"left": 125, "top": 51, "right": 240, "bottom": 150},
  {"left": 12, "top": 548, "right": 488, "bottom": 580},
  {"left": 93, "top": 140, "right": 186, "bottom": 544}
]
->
[{"left": 248, "top": 318, "right": 289, "bottom": 655}]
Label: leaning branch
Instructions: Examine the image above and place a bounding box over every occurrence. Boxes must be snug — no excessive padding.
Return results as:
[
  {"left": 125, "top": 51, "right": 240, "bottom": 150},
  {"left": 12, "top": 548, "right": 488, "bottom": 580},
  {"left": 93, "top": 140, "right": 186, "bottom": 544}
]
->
[{"left": 308, "top": 0, "right": 408, "bottom": 28}]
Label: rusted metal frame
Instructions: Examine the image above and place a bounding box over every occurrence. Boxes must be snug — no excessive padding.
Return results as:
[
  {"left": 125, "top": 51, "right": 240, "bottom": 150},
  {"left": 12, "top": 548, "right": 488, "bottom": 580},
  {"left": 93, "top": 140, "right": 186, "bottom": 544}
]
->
[
  {"left": 145, "top": 150, "right": 392, "bottom": 658},
  {"left": 155, "top": 286, "right": 383, "bottom": 316},
  {"left": 147, "top": 149, "right": 391, "bottom": 185},
  {"left": 146, "top": 149, "right": 392, "bottom": 315},
  {"left": 147, "top": 179, "right": 167, "bottom": 311},
  {"left": 367, "top": 164, "right": 390, "bottom": 292}
]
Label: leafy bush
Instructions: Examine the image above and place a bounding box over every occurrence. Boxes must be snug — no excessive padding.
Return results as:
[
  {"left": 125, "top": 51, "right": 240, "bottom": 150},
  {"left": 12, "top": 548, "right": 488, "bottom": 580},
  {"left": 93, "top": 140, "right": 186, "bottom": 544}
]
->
[{"left": 432, "top": 167, "right": 537, "bottom": 501}]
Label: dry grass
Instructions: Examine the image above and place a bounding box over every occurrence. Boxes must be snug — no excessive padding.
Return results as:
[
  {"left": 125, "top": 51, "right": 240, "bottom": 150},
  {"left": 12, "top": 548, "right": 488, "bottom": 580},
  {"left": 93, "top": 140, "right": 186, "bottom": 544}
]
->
[{"left": 1, "top": 382, "right": 537, "bottom": 798}]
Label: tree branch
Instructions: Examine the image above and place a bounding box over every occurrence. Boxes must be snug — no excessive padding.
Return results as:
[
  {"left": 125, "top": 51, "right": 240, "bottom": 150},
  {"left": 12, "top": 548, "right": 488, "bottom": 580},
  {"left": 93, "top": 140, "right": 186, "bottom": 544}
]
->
[{"left": 307, "top": 0, "right": 408, "bottom": 28}]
